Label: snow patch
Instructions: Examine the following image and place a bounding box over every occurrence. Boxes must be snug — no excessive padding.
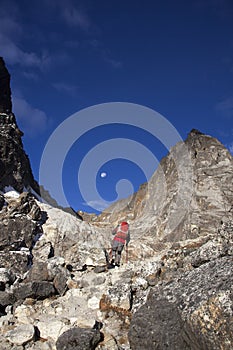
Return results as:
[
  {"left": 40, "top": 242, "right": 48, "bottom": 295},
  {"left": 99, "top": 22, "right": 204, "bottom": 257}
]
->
[{"left": 4, "top": 187, "right": 20, "bottom": 198}]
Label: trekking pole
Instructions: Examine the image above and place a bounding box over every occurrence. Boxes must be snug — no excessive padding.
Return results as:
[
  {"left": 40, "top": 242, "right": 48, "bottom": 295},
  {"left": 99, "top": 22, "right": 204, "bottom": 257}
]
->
[{"left": 126, "top": 245, "right": 128, "bottom": 264}]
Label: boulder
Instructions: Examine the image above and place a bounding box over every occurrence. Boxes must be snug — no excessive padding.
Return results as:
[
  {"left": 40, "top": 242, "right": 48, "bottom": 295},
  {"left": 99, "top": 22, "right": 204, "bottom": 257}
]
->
[
  {"left": 129, "top": 256, "right": 233, "bottom": 350},
  {"left": 0, "top": 251, "right": 30, "bottom": 276},
  {"left": 26, "top": 261, "right": 49, "bottom": 282},
  {"left": 56, "top": 327, "right": 102, "bottom": 350},
  {"left": 0, "top": 291, "right": 16, "bottom": 307},
  {"left": 53, "top": 270, "right": 69, "bottom": 295},
  {"left": 13, "top": 281, "right": 56, "bottom": 301},
  {"left": 6, "top": 324, "right": 35, "bottom": 346}
]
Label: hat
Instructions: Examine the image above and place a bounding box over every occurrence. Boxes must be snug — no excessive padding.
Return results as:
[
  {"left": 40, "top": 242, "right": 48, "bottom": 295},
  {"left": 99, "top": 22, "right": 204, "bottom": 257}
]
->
[{"left": 121, "top": 221, "right": 128, "bottom": 226}]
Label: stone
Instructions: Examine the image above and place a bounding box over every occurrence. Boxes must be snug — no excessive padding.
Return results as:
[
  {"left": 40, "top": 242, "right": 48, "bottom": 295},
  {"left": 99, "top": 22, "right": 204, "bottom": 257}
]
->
[
  {"left": 0, "top": 291, "right": 16, "bottom": 307},
  {"left": 0, "top": 250, "right": 30, "bottom": 276},
  {"left": 14, "top": 304, "right": 34, "bottom": 324},
  {"left": 32, "top": 240, "right": 54, "bottom": 261},
  {"left": 92, "top": 276, "right": 106, "bottom": 285},
  {"left": 104, "top": 280, "right": 132, "bottom": 311},
  {"left": 0, "top": 214, "right": 37, "bottom": 250},
  {"left": 24, "top": 340, "right": 54, "bottom": 349},
  {"left": 87, "top": 296, "right": 100, "bottom": 310},
  {"left": 36, "top": 319, "right": 70, "bottom": 342},
  {"left": 56, "top": 327, "right": 102, "bottom": 350},
  {"left": 6, "top": 324, "right": 35, "bottom": 346},
  {"left": 14, "top": 281, "right": 56, "bottom": 301},
  {"left": 85, "top": 257, "right": 94, "bottom": 266},
  {"left": 0, "top": 334, "right": 24, "bottom": 349},
  {"left": 93, "top": 266, "right": 107, "bottom": 274},
  {"left": 129, "top": 297, "right": 200, "bottom": 350},
  {"left": 26, "top": 261, "right": 49, "bottom": 282},
  {"left": 53, "top": 270, "right": 69, "bottom": 295}
]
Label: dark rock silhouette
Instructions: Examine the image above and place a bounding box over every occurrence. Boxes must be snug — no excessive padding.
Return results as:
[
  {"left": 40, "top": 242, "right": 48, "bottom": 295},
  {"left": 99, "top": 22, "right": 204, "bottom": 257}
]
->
[{"left": 0, "top": 57, "right": 12, "bottom": 114}]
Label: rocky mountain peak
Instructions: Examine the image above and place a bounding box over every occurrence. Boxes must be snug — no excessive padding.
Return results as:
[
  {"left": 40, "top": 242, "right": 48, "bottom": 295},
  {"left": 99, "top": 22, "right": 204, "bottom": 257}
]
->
[
  {"left": 95, "top": 130, "right": 233, "bottom": 244},
  {"left": 0, "top": 58, "right": 40, "bottom": 195},
  {"left": 188, "top": 128, "right": 204, "bottom": 136}
]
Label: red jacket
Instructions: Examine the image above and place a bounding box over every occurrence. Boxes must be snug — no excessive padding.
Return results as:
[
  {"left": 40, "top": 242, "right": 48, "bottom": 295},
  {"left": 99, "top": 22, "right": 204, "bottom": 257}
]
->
[{"left": 113, "top": 222, "right": 129, "bottom": 245}]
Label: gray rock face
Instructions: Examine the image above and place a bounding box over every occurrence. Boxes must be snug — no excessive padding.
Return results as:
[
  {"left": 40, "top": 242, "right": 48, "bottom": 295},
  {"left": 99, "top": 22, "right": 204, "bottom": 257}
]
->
[
  {"left": 56, "top": 327, "right": 102, "bottom": 350},
  {"left": 129, "top": 297, "right": 200, "bottom": 350},
  {"left": 0, "top": 111, "right": 40, "bottom": 194},
  {"left": 129, "top": 256, "right": 233, "bottom": 350},
  {"left": 0, "top": 192, "right": 42, "bottom": 276},
  {"left": 97, "top": 129, "right": 233, "bottom": 245}
]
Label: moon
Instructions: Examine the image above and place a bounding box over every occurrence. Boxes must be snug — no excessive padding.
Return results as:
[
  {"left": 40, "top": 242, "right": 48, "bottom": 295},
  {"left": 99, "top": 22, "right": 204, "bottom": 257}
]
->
[{"left": 100, "top": 172, "right": 107, "bottom": 178}]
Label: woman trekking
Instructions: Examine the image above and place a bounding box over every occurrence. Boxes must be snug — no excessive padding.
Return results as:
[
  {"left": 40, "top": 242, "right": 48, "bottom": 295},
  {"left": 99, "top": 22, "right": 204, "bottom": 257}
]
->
[{"left": 111, "top": 221, "right": 130, "bottom": 267}]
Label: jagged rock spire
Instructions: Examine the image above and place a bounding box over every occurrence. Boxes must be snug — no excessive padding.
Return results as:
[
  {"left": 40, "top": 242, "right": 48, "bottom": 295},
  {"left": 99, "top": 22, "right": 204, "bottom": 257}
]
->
[
  {"left": 0, "top": 57, "right": 12, "bottom": 113},
  {"left": 0, "top": 58, "right": 40, "bottom": 195}
]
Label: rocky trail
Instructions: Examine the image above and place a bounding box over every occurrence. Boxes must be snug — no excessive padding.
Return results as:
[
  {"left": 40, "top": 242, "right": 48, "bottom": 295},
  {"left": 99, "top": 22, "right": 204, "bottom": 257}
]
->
[{"left": 0, "top": 189, "right": 233, "bottom": 349}]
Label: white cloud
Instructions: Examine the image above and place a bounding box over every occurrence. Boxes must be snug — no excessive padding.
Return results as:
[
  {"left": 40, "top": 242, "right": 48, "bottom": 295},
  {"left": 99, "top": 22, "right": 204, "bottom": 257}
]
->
[
  {"left": 89, "top": 40, "right": 122, "bottom": 69},
  {"left": 12, "top": 95, "right": 49, "bottom": 136},
  {"left": 22, "top": 71, "right": 40, "bottom": 81},
  {"left": 52, "top": 82, "right": 78, "bottom": 96},
  {"left": 34, "top": 0, "right": 91, "bottom": 31},
  {"left": 103, "top": 55, "right": 122, "bottom": 69},
  {"left": 0, "top": 35, "right": 41, "bottom": 68},
  {"left": 0, "top": 16, "right": 22, "bottom": 37},
  {"left": 216, "top": 96, "right": 233, "bottom": 118},
  {"left": 0, "top": 7, "right": 50, "bottom": 70},
  {"left": 63, "top": 6, "right": 91, "bottom": 30}
]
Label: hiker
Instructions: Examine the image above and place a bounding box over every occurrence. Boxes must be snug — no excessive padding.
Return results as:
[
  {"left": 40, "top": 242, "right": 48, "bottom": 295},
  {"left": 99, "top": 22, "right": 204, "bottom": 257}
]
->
[{"left": 111, "top": 221, "right": 130, "bottom": 267}]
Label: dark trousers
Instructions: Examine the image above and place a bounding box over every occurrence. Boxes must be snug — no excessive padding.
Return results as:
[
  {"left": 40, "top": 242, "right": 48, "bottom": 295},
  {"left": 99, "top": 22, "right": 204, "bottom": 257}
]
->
[{"left": 111, "top": 241, "right": 124, "bottom": 265}]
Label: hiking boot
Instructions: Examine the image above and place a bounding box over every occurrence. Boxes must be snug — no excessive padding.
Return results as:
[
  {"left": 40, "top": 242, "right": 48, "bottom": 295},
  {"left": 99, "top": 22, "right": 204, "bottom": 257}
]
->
[{"left": 107, "top": 263, "right": 115, "bottom": 269}]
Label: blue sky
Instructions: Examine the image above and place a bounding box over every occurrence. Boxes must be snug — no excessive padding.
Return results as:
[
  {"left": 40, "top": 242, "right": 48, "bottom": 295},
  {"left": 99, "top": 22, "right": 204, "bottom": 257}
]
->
[{"left": 0, "top": 0, "right": 233, "bottom": 212}]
